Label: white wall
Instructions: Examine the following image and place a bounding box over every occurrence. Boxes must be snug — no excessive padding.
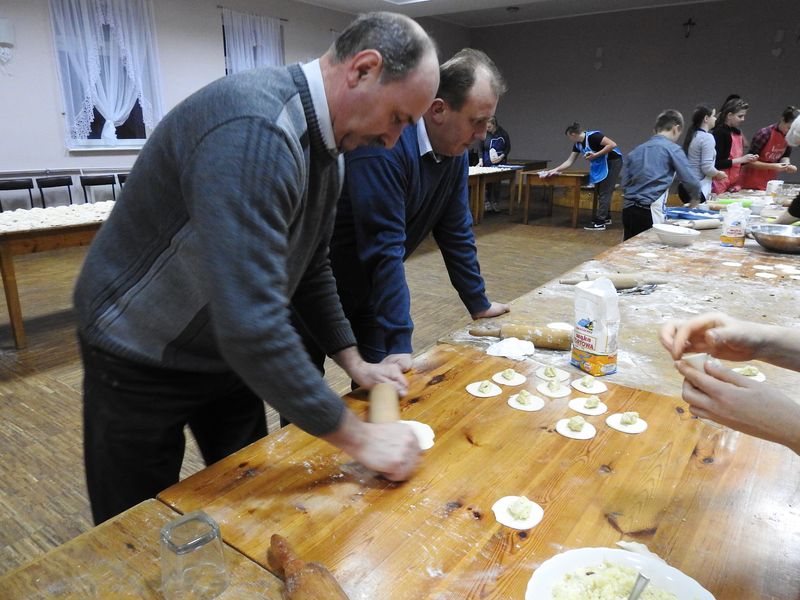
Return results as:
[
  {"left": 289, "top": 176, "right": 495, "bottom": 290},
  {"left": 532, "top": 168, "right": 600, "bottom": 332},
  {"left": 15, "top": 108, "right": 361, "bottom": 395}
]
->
[
  {"left": 470, "top": 0, "right": 800, "bottom": 181},
  {"left": 0, "top": 0, "right": 354, "bottom": 173}
]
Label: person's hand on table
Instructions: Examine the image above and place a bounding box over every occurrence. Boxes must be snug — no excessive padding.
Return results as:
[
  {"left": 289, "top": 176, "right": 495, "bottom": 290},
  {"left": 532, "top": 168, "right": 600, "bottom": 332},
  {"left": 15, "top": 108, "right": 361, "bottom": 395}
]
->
[
  {"left": 347, "top": 358, "right": 408, "bottom": 396},
  {"left": 472, "top": 301, "right": 510, "bottom": 320},
  {"left": 783, "top": 164, "right": 797, "bottom": 174},
  {"left": 382, "top": 353, "right": 413, "bottom": 373},
  {"left": 675, "top": 360, "right": 800, "bottom": 453},
  {"left": 356, "top": 421, "right": 422, "bottom": 480},
  {"left": 323, "top": 412, "right": 421, "bottom": 481},
  {"left": 659, "top": 312, "right": 767, "bottom": 362}
]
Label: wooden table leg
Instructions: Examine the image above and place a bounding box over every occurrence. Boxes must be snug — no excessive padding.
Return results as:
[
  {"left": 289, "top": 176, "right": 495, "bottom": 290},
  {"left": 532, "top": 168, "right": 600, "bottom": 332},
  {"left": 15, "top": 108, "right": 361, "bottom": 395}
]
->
[
  {"left": 571, "top": 182, "right": 580, "bottom": 228},
  {"left": 0, "top": 245, "right": 26, "bottom": 348},
  {"left": 477, "top": 177, "right": 485, "bottom": 224},
  {"left": 522, "top": 178, "right": 531, "bottom": 225},
  {"left": 469, "top": 182, "right": 479, "bottom": 224}
]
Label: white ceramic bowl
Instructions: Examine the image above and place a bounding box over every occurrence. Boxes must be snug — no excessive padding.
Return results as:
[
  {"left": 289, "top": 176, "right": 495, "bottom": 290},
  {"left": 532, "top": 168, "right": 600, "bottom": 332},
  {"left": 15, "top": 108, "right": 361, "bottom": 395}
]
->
[{"left": 653, "top": 223, "right": 700, "bottom": 246}]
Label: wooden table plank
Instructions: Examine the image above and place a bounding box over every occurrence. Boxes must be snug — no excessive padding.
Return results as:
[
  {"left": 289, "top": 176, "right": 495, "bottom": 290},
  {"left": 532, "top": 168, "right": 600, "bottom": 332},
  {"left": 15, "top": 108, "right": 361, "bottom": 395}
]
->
[
  {"left": 520, "top": 171, "right": 588, "bottom": 227},
  {"left": 444, "top": 226, "right": 800, "bottom": 398},
  {"left": 0, "top": 499, "right": 284, "bottom": 599},
  {"left": 0, "top": 221, "right": 103, "bottom": 348},
  {"left": 158, "top": 344, "right": 800, "bottom": 599}
]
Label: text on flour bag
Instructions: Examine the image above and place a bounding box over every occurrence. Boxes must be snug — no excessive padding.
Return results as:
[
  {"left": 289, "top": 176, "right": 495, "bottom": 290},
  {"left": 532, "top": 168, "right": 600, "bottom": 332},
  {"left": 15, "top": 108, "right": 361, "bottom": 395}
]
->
[{"left": 570, "top": 277, "right": 619, "bottom": 376}]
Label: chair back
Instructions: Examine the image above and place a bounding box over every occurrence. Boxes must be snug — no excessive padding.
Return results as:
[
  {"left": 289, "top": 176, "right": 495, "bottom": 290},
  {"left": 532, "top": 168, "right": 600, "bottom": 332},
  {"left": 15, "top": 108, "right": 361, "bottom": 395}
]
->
[
  {"left": 117, "top": 173, "right": 128, "bottom": 186},
  {"left": 0, "top": 178, "right": 35, "bottom": 211},
  {"left": 36, "top": 176, "right": 74, "bottom": 208},
  {"left": 80, "top": 174, "right": 117, "bottom": 203}
]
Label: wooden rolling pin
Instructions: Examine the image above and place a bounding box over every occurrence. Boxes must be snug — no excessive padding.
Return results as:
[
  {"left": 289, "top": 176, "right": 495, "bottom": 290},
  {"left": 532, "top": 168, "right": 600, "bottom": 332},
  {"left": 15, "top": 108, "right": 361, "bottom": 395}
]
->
[
  {"left": 468, "top": 323, "right": 573, "bottom": 350},
  {"left": 268, "top": 534, "right": 350, "bottom": 600},
  {"left": 368, "top": 382, "right": 400, "bottom": 423},
  {"left": 558, "top": 272, "right": 669, "bottom": 289}
]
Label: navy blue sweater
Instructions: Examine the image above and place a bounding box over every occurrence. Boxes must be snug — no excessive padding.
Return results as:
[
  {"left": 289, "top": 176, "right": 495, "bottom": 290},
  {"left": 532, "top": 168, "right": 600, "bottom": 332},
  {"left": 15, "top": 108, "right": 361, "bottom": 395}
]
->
[{"left": 330, "top": 123, "right": 490, "bottom": 355}]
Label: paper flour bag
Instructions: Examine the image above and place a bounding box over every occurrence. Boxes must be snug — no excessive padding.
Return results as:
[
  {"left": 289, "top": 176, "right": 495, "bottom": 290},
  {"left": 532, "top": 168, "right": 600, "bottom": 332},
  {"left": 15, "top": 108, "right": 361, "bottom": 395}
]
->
[
  {"left": 571, "top": 277, "right": 619, "bottom": 376},
  {"left": 720, "top": 203, "right": 750, "bottom": 247}
]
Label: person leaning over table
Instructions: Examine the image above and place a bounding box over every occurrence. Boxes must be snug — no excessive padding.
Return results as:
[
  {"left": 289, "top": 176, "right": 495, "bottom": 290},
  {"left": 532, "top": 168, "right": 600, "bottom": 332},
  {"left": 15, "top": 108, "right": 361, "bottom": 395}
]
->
[
  {"left": 774, "top": 114, "right": 800, "bottom": 225},
  {"left": 710, "top": 97, "right": 758, "bottom": 194},
  {"left": 543, "top": 122, "right": 622, "bottom": 231},
  {"left": 73, "top": 12, "right": 441, "bottom": 525},
  {"left": 660, "top": 312, "right": 800, "bottom": 455},
  {"left": 739, "top": 105, "right": 799, "bottom": 190},
  {"left": 295, "top": 49, "right": 510, "bottom": 379},
  {"left": 477, "top": 115, "right": 511, "bottom": 212},
  {"left": 621, "top": 109, "right": 702, "bottom": 240}
]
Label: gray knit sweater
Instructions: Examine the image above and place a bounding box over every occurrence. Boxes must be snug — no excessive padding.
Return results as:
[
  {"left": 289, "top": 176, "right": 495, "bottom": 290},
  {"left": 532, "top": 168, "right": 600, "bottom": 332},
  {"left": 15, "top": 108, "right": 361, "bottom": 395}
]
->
[{"left": 74, "top": 64, "right": 355, "bottom": 436}]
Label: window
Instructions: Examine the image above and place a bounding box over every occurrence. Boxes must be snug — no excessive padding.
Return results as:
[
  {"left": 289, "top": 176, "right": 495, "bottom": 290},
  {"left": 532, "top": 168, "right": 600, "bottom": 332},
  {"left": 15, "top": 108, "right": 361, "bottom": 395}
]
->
[
  {"left": 221, "top": 7, "right": 284, "bottom": 75},
  {"left": 50, "top": 0, "right": 164, "bottom": 150}
]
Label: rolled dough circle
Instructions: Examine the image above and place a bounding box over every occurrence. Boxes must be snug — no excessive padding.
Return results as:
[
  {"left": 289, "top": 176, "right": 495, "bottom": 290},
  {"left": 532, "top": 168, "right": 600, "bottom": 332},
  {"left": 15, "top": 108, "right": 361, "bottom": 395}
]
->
[
  {"left": 555, "top": 418, "right": 597, "bottom": 440},
  {"left": 507, "top": 393, "right": 545, "bottom": 412},
  {"left": 570, "top": 378, "right": 608, "bottom": 394},
  {"left": 492, "top": 370, "right": 527, "bottom": 386},
  {"left": 491, "top": 496, "right": 544, "bottom": 530},
  {"left": 535, "top": 365, "right": 570, "bottom": 382},
  {"left": 568, "top": 397, "right": 608, "bottom": 416},
  {"left": 536, "top": 381, "right": 571, "bottom": 398},
  {"left": 466, "top": 381, "right": 502, "bottom": 398},
  {"left": 398, "top": 420, "right": 435, "bottom": 450},
  {"left": 606, "top": 413, "right": 648, "bottom": 434}
]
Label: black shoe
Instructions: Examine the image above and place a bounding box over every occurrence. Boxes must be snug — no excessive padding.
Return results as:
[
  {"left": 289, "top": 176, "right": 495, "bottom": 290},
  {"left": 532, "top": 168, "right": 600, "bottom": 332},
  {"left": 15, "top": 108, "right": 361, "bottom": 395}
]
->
[{"left": 583, "top": 222, "right": 606, "bottom": 231}]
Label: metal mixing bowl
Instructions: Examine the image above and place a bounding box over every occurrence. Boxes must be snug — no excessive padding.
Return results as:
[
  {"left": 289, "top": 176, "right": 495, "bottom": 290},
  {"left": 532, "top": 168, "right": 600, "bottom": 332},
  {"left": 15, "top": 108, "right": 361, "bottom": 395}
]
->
[{"left": 749, "top": 224, "right": 800, "bottom": 254}]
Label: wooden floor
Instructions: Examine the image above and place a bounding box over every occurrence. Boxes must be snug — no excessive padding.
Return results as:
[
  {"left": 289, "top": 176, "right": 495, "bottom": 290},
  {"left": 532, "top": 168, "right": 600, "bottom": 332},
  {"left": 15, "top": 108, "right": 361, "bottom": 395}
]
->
[{"left": 0, "top": 204, "right": 618, "bottom": 574}]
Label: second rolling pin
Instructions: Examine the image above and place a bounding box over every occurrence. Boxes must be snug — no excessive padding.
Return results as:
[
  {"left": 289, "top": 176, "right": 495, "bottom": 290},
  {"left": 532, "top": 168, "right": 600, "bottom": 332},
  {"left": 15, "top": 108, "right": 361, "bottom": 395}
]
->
[
  {"left": 558, "top": 272, "right": 669, "bottom": 289},
  {"left": 468, "top": 323, "right": 573, "bottom": 350}
]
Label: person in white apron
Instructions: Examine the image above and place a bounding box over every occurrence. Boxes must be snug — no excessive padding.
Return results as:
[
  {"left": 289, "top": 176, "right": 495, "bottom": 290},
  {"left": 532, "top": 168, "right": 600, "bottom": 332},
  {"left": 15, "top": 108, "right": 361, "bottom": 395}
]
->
[
  {"left": 545, "top": 122, "right": 622, "bottom": 230},
  {"left": 621, "top": 110, "right": 702, "bottom": 240}
]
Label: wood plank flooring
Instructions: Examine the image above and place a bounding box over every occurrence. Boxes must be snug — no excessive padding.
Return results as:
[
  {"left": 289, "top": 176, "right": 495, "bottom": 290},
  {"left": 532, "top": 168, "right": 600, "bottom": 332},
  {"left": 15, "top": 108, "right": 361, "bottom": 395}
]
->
[{"left": 0, "top": 205, "right": 618, "bottom": 573}]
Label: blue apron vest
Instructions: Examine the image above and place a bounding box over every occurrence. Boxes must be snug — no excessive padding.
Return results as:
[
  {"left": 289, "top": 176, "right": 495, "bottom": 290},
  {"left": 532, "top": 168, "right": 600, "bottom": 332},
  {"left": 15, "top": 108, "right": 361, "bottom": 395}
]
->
[{"left": 577, "top": 130, "right": 621, "bottom": 184}]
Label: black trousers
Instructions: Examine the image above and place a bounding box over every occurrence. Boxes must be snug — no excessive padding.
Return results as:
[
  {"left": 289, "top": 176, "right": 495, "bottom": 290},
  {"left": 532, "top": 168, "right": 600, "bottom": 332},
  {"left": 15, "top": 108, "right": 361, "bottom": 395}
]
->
[
  {"left": 81, "top": 339, "right": 267, "bottom": 524},
  {"left": 593, "top": 157, "right": 623, "bottom": 223},
  {"left": 622, "top": 205, "right": 653, "bottom": 240}
]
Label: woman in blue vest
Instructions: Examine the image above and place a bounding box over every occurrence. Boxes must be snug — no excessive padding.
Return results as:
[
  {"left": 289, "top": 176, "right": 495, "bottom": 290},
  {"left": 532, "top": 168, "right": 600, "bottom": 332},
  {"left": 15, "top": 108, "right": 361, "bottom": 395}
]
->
[{"left": 544, "top": 122, "right": 622, "bottom": 230}]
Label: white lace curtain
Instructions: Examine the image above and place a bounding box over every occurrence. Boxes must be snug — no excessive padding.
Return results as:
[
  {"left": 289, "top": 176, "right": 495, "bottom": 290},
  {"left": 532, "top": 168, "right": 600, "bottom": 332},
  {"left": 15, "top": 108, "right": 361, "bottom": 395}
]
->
[
  {"left": 222, "top": 7, "right": 284, "bottom": 74},
  {"left": 50, "top": 0, "right": 163, "bottom": 143}
]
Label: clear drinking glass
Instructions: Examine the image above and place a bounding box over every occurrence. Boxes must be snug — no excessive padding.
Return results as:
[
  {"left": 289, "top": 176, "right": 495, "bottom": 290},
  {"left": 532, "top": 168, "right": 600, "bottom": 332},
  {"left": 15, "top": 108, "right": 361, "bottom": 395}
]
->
[{"left": 160, "top": 510, "right": 229, "bottom": 600}]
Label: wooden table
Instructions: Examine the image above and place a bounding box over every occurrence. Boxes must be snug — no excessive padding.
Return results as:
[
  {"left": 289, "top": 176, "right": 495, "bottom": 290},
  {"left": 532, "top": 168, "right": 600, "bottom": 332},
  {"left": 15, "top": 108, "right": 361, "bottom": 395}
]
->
[
  {"left": 0, "top": 499, "right": 284, "bottom": 599},
  {"left": 445, "top": 226, "right": 800, "bottom": 398},
  {"left": 158, "top": 344, "right": 800, "bottom": 599},
  {"left": 0, "top": 204, "right": 113, "bottom": 348},
  {"left": 520, "top": 171, "right": 589, "bottom": 227},
  {"left": 467, "top": 165, "right": 536, "bottom": 225}
]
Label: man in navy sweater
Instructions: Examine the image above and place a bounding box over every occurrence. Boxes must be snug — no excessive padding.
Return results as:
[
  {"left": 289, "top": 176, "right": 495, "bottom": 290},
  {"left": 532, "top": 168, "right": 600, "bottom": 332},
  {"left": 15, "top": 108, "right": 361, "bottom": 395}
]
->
[{"left": 298, "top": 49, "right": 510, "bottom": 375}]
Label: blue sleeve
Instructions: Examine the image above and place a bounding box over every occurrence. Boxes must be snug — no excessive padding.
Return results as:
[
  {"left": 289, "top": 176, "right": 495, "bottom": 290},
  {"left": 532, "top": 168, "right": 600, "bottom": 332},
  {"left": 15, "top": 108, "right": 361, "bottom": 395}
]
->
[
  {"left": 343, "top": 150, "right": 415, "bottom": 355},
  {"left": 432, "top": 158, "right": 490, "bottom": 316}
]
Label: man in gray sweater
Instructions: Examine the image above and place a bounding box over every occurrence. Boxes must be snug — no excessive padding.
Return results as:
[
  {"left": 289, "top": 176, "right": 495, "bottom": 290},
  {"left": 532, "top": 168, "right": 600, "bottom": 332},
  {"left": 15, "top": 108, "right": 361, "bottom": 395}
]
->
[{"left": 74, "top": 12, "right": 439, "bottom": 524}]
